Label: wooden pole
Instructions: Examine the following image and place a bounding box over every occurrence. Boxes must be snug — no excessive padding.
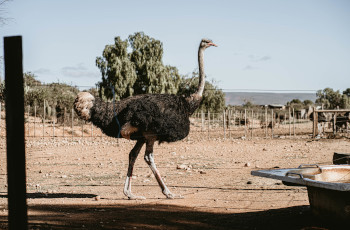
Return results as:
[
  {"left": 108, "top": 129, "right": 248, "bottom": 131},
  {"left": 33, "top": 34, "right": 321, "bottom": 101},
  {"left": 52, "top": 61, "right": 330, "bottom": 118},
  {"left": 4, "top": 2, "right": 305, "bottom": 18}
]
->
[
  {"left": 228, "top": 109, "right": 231, "bottom": 139},
  {"left": 43, "top": 100, "right": 46, "bottom": 138},
  {"left": 4, "top": 36, "right": 28, "bottom": 229},
  {"left": 223, "top": 109, "right": 226, "bottom": 139},
  {"left": 239, "top": 111, "right": 241, "bottom": 127},
  {"left": 233, "top": 109, "right": 236, "bottom": 128},
  {"left": 63, "top": 107, "right": 66, "bottom": 137},
  {"left": 34, "top": 105, "right": 36, "bottom": 137},
  {"left": 251, "top": 110, "right": 254, "bottom": 139},
  {"left": 265, "top": 107, "right": 268, "bottom": 138},
  {"left": 244, "top": 109, "right": 247, "bottom": 138},
  {"left": 271, "top": 109, "right": 274, "bottom": 138},
  {"left": 201, "top": 110, "right": 204, "bottom": 132},
  {"left": 333, "top": 112, "right": 337, "bottom": 135},
  {"left": 312, "top": 108, "right": 317, "bottom": 138},
  {"left": 71, "top": 108, "right": 74, "bottom": 140},
  {"left": 292, "top": 108, "right": 295, "bottom": 137},
  {"left": 208, "top": 110, "right": 210, "bottom": 140},
  {"left": 289, "top": 107, "right": 291, "bottom": 137}
]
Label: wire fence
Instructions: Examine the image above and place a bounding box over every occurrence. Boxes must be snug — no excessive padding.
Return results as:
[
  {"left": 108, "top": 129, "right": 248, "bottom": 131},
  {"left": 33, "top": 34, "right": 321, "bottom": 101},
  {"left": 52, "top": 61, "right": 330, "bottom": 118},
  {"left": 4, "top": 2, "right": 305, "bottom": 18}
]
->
[
  {"left": 0, "top": 103, "right": 348, "bottom": 140},
  {"left": 189, "top": 108, "right": 313, "bottom": 140}
]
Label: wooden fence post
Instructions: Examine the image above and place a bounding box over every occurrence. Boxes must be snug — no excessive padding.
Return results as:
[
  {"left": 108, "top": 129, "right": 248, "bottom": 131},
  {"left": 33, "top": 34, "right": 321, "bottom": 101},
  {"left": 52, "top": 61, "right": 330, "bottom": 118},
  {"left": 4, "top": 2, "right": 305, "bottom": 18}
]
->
[
  {"left": 223, "top": 109, "right": 226, "bottom": 139},
  {"left": 265, "top": 107, "right": 268, "bottom": 138},
  {"left": 63, "top": 107, "right": 66, "bottom": 137},
  {"left": 333, "top": 112, "right": 337, "bottom": 135},
  {"left": 312, "top": 108, "right": 318, "bottom": 138},
  {"left": 43, "top": 100, "right": 46, "bottom": 138},
  {"left": 34, "top": 105, "right": 36, "bottom": 137},
  {"left": 251, "top": 110, "right": 254, "bottom": 139},
  {"left": 201, "top": 110, "right": 204, "bottom": 132},
  {"left": 289, "top": 107, "right": 291, "bottom": 137},
  {"left": 292, "top": 108, "right": 295, "bottom": 137},
  {"left": 208, "top": 110, "right": 210, "bottom": 140},
  {"left": 271, "top": 109, "right": 274, "bottom": 138},
  {"left": 71, "top": 108, "right": 74, "bottom": 140},
  {"left": 4, "top": 35, "right": 28, "bottom": 229},
  {"left": 233, "top": 109, "right": 236, "bottom": 128},
  {"left": 244, "top": 109, "right": 247, "bottom": 138},
  {"left": 239, "top": 111, "right": 241, "bottom": 127},
  {"left": 228, "top": 109, "right": 231, "bottom": 139}
]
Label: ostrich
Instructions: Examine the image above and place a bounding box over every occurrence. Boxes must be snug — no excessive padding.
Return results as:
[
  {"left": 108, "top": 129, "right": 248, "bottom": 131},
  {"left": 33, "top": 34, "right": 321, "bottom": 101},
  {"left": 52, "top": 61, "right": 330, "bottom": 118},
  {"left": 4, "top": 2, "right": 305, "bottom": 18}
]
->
[{"left": 74, "top": 38, "right": 217, "bottom": 199}]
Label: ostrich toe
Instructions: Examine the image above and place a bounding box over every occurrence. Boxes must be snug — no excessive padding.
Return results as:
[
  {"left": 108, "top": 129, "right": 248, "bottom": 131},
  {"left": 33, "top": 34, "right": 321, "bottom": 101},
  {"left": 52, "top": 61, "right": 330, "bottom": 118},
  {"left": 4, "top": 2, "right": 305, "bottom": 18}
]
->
[
  {"left": 163, "top": 189, "right": 184, "bottom": 199},
  {"left": 127, "top": 193, "right": 146, "bottom": 200},
  {"left": 124, "top": 189, "right": 146, "bottom": 200}
]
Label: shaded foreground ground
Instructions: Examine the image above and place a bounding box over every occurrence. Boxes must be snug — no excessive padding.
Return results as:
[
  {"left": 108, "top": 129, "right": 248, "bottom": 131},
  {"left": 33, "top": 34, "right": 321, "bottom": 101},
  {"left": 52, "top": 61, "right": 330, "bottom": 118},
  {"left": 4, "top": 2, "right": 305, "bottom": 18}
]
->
[{"left": 0, "top": 135, "right": 349, "bottom": 229}]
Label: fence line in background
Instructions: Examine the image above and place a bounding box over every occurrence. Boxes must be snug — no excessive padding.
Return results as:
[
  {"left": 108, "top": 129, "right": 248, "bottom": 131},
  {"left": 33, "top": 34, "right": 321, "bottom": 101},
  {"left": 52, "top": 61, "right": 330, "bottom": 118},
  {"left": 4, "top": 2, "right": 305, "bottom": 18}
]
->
[{"left": 0, "top": 103, "right": 349, "bottom": 140}]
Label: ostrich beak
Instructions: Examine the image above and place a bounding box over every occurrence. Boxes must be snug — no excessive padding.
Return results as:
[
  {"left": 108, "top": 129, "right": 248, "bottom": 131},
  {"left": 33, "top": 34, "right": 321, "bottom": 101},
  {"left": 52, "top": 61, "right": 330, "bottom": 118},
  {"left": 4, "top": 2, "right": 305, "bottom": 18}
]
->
[{"left": 208, "top": 43, "right": 217, "bottom": 47}]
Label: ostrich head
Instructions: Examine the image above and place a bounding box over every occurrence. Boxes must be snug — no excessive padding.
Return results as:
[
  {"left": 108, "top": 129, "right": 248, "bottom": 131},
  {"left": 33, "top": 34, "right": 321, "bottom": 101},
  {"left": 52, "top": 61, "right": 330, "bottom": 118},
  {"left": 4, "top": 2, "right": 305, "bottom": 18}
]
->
[
  {"left": 74, "top": 92, "right": 95, "bottom": 121},
  {"left": 200, "top": 38, "right": 217, "bottom": 49}
]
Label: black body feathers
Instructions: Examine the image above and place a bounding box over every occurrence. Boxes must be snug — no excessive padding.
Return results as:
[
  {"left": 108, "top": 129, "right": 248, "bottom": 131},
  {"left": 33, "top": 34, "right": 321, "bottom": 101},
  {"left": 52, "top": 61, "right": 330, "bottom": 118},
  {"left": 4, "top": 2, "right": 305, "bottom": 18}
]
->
[{"left": 90, "top": 94, "right": 201, "bottom": 143}]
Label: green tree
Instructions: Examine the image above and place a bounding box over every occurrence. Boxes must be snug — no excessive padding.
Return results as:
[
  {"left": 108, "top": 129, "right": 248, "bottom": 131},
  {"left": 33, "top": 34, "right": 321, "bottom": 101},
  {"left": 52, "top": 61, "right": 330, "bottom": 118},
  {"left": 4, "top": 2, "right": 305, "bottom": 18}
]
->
[
  {"left": 342, "top": 88, "right": 350, "bottom": 108},
  {"left": 303, "top": 100, "right": 314, "bottom": 107},
  {"left": 177, "top": 71, "right": 225, "bottom": 113},
  {"left": 96, "top": 36, "right": 137, "bottom": 100},
  {"left": 316, "top": 88, "right": 343, "bottom": 109},
  {"left": 343, "top": 88, "right": 350, "bottom": 97},
  {"left": 96, "top": 32, "right": 181, "bottom": 100},
  {"left": 340, "top": 88, "right": 350, "bottom": 109},
  {"left": 242, "top": 100, "right": 255, "bottom": 108},
  {"left": 286, "top": 99, "right": 303, "bottom": 110},
  {"left": 22, "top": 72, "right": 79, "bottom": 121}
]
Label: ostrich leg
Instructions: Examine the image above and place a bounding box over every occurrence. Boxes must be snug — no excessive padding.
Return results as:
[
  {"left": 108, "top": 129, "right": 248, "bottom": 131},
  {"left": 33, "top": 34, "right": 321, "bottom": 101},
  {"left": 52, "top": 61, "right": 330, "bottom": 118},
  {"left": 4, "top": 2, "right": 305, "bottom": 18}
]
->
[
  {"left": 123, "top": 140, "right": 145, "bottom": 200},
  {"left": 144, "top": 138, "right": 183, "bottom": 199}
]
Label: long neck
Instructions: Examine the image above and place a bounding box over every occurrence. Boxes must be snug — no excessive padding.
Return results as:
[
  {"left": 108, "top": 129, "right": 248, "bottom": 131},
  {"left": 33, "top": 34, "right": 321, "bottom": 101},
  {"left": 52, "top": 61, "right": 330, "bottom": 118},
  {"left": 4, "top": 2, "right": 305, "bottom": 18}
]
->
[
  {"left": 196, "top": 47, "right": 205, "bottom": 97},
  {"left": 184, "top": 46, "right": 205, "bottom": 115}
]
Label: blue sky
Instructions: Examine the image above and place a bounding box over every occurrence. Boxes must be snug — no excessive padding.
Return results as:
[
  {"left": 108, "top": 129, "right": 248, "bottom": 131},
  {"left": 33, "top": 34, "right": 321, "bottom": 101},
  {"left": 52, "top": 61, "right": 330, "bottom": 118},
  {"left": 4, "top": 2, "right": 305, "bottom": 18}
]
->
[{"left": 1, "top": 0, "right": 350, "bottom": 92}]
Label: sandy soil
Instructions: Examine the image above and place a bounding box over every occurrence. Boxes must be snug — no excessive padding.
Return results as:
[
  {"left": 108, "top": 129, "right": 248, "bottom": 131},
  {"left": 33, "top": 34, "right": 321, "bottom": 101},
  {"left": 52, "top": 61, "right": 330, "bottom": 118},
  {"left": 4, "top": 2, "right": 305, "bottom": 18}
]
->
[{"left": 0, "top": 130, "right": 349, "bottom": 229}]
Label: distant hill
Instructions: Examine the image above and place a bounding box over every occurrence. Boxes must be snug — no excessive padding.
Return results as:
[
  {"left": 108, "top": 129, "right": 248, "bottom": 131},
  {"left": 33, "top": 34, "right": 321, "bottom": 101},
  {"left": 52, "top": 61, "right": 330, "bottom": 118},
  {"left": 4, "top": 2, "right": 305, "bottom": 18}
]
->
[{"left": 225, "top": 92, "right": 317, "bottom": 106}]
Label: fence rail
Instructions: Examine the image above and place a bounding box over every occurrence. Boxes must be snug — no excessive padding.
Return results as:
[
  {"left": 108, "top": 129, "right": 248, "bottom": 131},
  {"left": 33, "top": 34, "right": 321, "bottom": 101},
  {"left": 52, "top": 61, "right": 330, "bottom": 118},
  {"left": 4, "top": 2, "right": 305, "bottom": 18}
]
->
[{"left": 0, "top": 103, "right": 348, "bottom": 140}]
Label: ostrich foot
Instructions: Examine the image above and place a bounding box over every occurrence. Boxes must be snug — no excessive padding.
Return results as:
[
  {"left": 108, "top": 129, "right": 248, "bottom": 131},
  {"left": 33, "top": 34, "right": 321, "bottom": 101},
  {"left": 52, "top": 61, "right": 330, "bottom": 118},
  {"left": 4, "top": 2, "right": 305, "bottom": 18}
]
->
[
  {"left": 163, "top": 189, "right": 184, "bottom": 199},
  {"left": 124, "top": 187, "right": 145, "bottom": 200},
  {"left": 125, "top": 192, "right": 146, "bottom": 200}
]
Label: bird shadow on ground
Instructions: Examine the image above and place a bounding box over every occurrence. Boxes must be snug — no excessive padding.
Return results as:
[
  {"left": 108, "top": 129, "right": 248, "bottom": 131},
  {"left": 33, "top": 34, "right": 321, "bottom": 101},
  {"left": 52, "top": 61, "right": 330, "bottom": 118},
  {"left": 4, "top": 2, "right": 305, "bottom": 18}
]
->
[{"left": 0, "top": 203, "right": 343, "bottom": 230}]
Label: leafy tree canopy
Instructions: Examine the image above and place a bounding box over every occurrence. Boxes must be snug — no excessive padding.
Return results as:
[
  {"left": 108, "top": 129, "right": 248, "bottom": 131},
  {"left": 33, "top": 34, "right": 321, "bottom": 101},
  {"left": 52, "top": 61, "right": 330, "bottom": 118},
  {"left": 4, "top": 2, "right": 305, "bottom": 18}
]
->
[
  {"left": 316, "top": 87, "right": 350, "bottom": 109},
  {"left": 177, "top": 71, "right": 225, "bottom": 113},
  {"left": 343, "top": 88, "right": 350, "bottom": 97},
  {"left": 96, "top": 32, "right": 181, "bottom": 100},
  {"left": 286, "top": 98, "right": 314, "bottom": 111}
]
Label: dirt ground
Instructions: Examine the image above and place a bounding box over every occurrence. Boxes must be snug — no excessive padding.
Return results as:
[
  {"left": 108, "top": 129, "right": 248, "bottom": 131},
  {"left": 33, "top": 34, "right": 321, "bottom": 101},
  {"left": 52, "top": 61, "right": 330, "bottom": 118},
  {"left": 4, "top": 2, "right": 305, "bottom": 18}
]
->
[{"left": 0, "top": 130, "right": 349, "bottom": 229}]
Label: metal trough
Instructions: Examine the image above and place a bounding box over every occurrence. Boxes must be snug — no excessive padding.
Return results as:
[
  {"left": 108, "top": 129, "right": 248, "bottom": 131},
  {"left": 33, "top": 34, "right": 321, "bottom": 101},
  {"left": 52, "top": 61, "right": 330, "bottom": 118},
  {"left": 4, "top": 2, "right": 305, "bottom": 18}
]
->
[{"left": 251, "top": 164, "right": 350, "bottom": 221}]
